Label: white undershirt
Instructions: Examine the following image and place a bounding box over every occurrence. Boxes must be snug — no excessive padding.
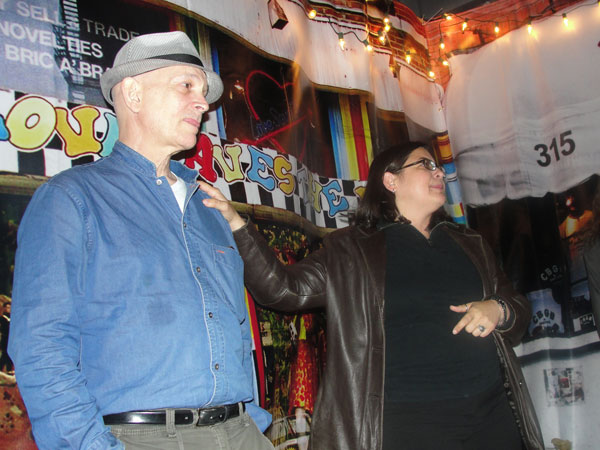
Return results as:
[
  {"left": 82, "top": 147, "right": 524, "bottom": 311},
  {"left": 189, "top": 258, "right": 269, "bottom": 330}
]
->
[{"left": 170, "top": 174, "right": 187, "bottom": 213}]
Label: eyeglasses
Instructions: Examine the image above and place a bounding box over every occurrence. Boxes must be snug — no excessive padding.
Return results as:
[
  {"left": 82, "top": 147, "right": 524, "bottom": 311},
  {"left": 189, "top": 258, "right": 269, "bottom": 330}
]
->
[{"left": 398, "top": 158, "right": 445, "bottom": 175}]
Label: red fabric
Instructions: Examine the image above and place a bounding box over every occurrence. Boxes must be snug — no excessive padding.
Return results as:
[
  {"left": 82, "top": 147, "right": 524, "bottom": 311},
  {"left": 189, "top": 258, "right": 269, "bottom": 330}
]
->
[
  {"left": 288, "top": 315, "right": 319, "bottom": 414},
  {"left": 348, "top": 95, "right": 369, "bottom": 181}
]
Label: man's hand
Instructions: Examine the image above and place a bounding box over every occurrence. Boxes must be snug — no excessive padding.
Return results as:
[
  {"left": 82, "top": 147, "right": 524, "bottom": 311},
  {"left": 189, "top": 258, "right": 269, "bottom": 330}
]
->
[{"left": 199, "top": 181, "right": 246, "bottom": 231}]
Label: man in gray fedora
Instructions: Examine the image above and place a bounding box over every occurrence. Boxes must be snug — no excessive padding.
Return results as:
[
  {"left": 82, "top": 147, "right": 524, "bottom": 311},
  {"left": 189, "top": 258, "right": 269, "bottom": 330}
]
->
[{"left": 9, "top": 31, "right": 273, "bottom": 450}]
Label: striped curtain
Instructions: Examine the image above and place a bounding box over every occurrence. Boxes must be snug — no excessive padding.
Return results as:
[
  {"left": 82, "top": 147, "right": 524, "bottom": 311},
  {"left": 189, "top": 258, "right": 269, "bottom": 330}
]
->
[{"left": 329, "top": 94, "right": 373, "bottom": 181}]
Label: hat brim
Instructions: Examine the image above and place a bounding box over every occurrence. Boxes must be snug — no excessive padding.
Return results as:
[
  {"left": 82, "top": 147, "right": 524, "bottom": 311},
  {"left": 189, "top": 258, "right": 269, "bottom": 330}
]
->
[{"left": 100, "top": 58, "right": 224, "bottom": 106}]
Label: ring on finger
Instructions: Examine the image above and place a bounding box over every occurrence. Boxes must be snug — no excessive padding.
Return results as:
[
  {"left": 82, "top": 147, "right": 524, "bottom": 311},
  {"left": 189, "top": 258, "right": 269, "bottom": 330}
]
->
[{"left": 478, "top": 325, "right": 486, "bottom": 332}]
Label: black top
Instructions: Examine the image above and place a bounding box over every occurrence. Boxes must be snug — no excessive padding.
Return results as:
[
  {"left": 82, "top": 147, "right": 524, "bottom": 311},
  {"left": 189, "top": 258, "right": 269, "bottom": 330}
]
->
[{"left": 383, "top": 223, "right": 501, "bottom": 403}]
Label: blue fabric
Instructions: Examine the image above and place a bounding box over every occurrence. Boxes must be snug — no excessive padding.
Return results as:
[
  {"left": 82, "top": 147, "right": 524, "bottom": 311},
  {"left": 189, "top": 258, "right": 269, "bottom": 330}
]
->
[{"left": 8, "top": 142, "right": 270, "bottom": 449}]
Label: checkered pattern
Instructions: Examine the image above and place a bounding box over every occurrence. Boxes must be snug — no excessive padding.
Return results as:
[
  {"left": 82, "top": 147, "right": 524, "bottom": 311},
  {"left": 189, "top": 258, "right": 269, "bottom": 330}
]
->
[
  {"left": 209, "top": 145, "right": 364, "bottom": 229},
  {"left": 0, "top": 90, "right": 101, "bottom": 176},
  {"left": 0, "top": 90, "right": 363, "bottom": 229}
]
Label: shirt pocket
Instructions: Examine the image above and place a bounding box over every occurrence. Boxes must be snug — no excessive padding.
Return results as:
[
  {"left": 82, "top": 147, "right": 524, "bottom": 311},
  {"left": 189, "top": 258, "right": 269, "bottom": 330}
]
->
[
  {"left": 212, "top": 244, "right": 246, "bottom": 322},
  {"left": 212, "top": 243, "right": 243, "bottom": 270}
]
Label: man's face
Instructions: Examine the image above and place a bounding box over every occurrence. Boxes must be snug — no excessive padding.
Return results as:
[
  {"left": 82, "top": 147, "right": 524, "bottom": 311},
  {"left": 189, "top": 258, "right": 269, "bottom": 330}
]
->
[{"left": 135, "top": 65, "right": 209, "bottom": 154}]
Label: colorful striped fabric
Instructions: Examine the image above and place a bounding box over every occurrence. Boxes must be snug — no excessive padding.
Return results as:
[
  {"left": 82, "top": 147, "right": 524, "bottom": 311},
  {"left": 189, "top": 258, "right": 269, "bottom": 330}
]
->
[
  {"left": 436, "top": 132, "right": 466, "bottom": 224},
  {"left": 329, "top": 94, "right": 373, "bottom": 181},
  {"left": 245, "top": 290, "right": 266, "bottom": 407}
]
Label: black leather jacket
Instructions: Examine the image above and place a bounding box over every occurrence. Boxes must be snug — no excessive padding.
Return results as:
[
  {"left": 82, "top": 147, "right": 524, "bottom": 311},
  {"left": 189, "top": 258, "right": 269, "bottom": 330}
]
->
[{"left": 234, "top": 220, "right": 544, "bottom": 450}]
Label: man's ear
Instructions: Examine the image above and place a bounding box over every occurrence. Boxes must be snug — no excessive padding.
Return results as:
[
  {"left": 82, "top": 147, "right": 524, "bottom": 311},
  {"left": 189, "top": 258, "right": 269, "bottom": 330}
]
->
[
  {"left": 119, "top": 77, "right": 142, "bottom": 112},
  {"left": 382, "top": 172, "right": 397, "bottom": 193}
]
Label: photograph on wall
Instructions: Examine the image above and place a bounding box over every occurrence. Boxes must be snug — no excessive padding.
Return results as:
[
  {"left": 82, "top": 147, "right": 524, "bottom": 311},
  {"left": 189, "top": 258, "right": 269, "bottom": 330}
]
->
[
  {"left": 544, "top": 367, "right": 585, "bottom": 407},
  {"left": 555, "top": 179, "right": 598, "bottom": 335},
  {"left": 468, "top": 175, "right": 600, "bottom": 341}
]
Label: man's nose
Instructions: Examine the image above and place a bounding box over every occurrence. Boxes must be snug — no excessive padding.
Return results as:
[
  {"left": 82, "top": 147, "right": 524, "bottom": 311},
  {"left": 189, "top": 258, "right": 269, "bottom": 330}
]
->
[{"left": 194, "top": 94, "right": 209, "bottom": 112}]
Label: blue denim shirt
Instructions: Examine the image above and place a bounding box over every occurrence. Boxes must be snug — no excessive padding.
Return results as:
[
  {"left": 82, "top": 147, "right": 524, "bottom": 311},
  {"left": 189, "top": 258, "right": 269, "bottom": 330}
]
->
[{"left": 8, "top": 142, "right": 270, "bottom": 449}]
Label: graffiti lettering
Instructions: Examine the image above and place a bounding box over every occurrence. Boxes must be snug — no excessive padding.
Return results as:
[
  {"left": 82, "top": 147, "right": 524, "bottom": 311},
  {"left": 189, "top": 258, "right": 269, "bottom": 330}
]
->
[
  {"left": 308, "top": 171, "right": 323, "bottom": 213},
  {"left": 247, "top": 145, "right": 275, "bottom": 191},
  {"left": 322, "top": 180, "right": 349, "bottom": 217},
  {"left": 213, "top": 144, "right": 244, "bottom": 183},
  {"left": 1, "top": 95, "right": 112, "bottom": 155},
  {"left": 273, "top": 155, "right": 294, "bottom": 196},
  {"left": 55, "top": 106, "right": 102, "bottom": 157},
  {"left": 5, "top": 96, "right": 56, "bottom": 150},
  {"left": 185, "top": 133, "right": 218, "bottom": 182},
  {"left": 100, "top": 113, "right": 119, "bottom": 157},
  {"left": 1, "top": 94, "right": 350, "bottom": 218},
  {"left": 0, "top": 115, "right": 8, "bottom": 140}
]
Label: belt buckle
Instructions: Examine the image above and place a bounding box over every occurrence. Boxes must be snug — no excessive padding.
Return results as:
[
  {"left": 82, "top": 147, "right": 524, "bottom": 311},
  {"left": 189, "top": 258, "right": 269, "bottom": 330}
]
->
[{"left": 196, "top": 405, "right": 229, "bottom": 426}]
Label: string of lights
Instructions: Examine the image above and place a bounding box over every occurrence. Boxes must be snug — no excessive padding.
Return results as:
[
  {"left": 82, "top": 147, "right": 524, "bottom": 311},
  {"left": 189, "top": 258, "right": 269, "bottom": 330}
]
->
[
  {"left": 434, "top": 0, "right": 598, "bottom": 70},
  {"left": 285, "top": 0, "right": 434, "bottom": 81},
  {"left": 282, "top": 0, "right": 597, "bottom": 83}
]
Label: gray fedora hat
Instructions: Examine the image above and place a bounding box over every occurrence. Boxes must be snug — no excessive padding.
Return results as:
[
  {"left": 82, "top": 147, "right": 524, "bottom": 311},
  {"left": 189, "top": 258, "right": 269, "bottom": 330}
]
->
[{"left": 100, "top": 31, "right": 223, "bottom": 106}]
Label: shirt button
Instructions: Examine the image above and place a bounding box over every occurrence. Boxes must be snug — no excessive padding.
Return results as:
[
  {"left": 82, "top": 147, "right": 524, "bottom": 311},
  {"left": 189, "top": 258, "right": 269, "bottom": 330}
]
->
[
  {"left": 183, "top": 222, "right": 187, "bottom": 228},
  {"left": 156, "top": 179, "right": 163, "bottom": 185},
  {"left": 196, "top": 267, "right": 201, "bottom": 273},
  {"left": 214, "top": 363, "right": 219, "bottom": 370},
  {"left": 208, "top": 312, "right": 213, "bottom": 318}
]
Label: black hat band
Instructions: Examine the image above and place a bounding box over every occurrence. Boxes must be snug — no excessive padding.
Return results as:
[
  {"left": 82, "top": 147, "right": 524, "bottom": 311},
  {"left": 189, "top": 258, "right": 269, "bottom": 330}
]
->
[{"left": 147, "top": 53, "right": 205, "bottom": 68}]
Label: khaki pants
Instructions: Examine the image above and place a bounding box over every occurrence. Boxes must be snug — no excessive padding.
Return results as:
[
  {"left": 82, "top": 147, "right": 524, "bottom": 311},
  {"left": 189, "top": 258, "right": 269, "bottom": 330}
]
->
[{"left": 109, "top": 409, "right": 275, "bottom": 450}]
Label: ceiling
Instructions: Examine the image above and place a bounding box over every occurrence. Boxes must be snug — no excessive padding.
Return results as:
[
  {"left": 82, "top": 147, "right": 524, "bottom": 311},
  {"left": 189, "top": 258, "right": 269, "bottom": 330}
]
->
[{"left": 390, "top": 0, "right": 491, "bottom": 21}]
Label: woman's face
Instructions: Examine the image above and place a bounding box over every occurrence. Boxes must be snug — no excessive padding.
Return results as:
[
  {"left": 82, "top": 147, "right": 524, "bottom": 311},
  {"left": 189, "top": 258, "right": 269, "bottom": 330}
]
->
[{"left": 383, "top": 147, "right": 446, "bottom": 221}]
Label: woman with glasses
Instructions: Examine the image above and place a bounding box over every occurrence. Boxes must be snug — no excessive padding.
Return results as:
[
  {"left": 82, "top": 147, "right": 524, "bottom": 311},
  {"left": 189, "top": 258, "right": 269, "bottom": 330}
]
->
[{"left": 200, "top": 142, "right": 543, "bottom": 450}]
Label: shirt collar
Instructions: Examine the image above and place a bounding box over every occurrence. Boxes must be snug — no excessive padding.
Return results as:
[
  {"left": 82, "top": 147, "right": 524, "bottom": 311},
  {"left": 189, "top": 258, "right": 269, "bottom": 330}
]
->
[{"left": 111, "top": 141, "right": 199, "bottom": 184}]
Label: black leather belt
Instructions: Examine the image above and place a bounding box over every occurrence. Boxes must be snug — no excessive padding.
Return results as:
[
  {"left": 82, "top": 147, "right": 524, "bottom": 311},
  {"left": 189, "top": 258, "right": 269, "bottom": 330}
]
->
[{"left": 103, "top": 403, "right": 244, "bottom": 426}]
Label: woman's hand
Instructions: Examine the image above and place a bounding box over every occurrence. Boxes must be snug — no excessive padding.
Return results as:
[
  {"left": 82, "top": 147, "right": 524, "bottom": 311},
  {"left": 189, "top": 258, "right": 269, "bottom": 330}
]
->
[
  {"left": 450, "top": 300, "right": 503, "bottom": 338},
  {"left": 198, "top": 181, "right": 246, "bottom": 231}
]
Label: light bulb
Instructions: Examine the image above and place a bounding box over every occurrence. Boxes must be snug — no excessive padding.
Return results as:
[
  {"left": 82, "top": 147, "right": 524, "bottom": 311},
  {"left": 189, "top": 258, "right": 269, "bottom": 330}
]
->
[{"left": 338, "top": 33, "right": 345, "bottom": 50}]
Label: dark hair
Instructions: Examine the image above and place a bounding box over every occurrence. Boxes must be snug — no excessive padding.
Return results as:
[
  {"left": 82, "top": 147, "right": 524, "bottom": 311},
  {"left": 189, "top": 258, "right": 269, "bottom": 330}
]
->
[{"left": 351, "top": 141, "right": 450, "bottom": 230}]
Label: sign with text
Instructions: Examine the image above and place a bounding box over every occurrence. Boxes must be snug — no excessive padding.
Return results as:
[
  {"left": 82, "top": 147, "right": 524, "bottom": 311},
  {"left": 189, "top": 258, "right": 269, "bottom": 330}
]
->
[{"left": 0, "top": 0, "right": 169, "bottom": 105}]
